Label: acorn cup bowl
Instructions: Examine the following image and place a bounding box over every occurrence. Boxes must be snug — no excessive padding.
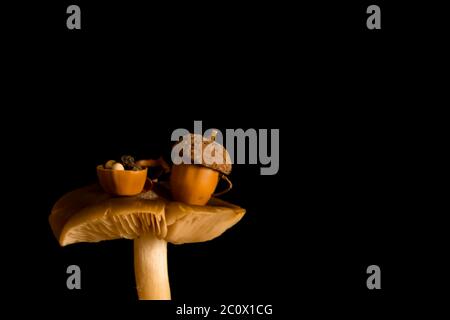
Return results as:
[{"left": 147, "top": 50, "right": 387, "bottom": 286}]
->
[{"left": 97, "top": 165, "right": 148, "bottom": 196}]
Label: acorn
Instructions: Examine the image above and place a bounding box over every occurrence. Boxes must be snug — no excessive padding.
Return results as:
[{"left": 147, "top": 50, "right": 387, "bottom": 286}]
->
[{"left": 170, "top": 131, "right": 232, "bottom": 206}]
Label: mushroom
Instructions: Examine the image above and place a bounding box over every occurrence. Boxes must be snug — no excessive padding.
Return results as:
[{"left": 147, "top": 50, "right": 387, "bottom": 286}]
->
[{"left": 49, "top": 184, "right": 245, "bottom": 300}]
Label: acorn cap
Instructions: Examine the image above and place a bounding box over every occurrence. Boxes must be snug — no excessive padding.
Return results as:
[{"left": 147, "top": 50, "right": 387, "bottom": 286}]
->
[{"left": 173, "top": 132, "right": 232, "bottom": 175}]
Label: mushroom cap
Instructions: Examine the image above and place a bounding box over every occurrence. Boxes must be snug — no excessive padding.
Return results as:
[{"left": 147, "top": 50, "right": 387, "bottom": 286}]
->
[
  {"left": 174, "top": 133, "right": 232, "bottom": 175},
  {"left": 49, "top": 184, "right": 245, "bottom": 246}
]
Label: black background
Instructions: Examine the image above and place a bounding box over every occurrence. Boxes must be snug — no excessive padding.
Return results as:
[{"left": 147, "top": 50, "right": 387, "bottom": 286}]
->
[{"left": 3, "top": 0, "right": 446, "bottom": 317}]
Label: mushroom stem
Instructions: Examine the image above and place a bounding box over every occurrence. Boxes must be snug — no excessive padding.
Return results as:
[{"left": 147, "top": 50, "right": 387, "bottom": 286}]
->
[{"left": 134, "top": 232, "right": 171, "bottom": 300}]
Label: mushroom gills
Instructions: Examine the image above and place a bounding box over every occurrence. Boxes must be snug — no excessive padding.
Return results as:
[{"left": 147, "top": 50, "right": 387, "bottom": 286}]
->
[{"left": 61, "top": 211, "right": 167, "bottom": 246}]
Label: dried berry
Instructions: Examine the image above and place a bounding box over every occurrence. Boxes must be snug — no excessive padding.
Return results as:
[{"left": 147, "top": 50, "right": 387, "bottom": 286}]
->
[
  {"left": 119, "top": 155, "right": 143, "bottom": 170},
  {"left": 121, "top": 155, "right": 136, "bottom": 170}
]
